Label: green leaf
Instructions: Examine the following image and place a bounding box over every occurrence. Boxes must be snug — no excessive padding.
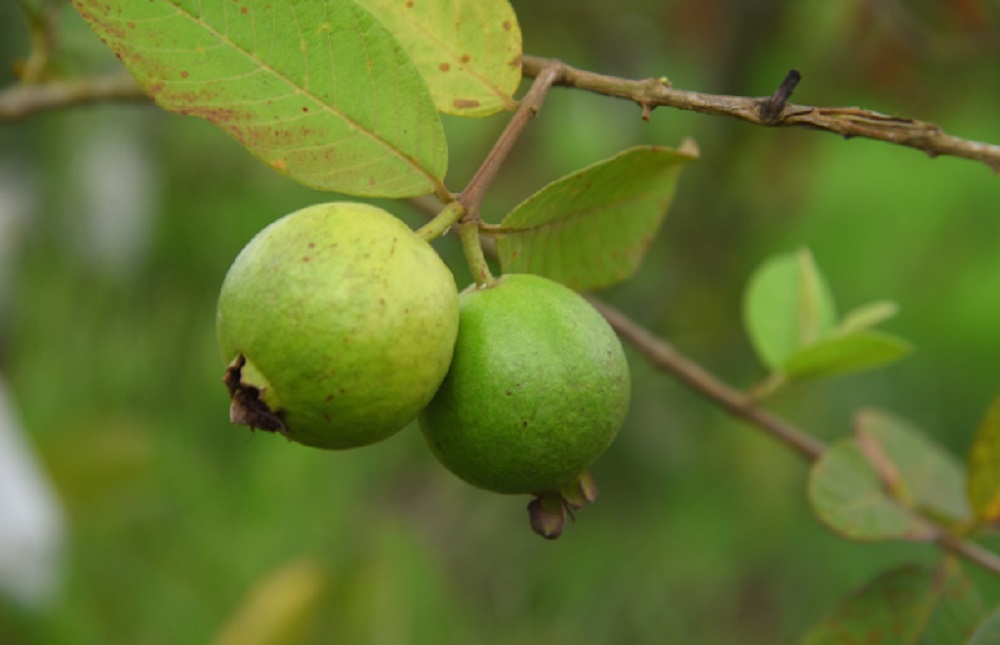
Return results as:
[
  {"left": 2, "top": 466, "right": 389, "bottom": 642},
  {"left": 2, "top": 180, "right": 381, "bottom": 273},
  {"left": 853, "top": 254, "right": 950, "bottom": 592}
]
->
[
  {"left": 495, "top": 144, "right": 698, "bottom": 291},
  {"left": 969, "top": 606, "right": 1000, "bottom": 645},
  {"left": 809, "top": 438, "right": 936, "bottom": 542},
  {"left": 744, "top": 248, "right": 837, "bottom": 369},
  {"left": 780, "top": 331, "right": 912, "bottom": 381},
  {"left": 836, "top": 300, "right": 900, "bottom": 335},
  {"left": 967, "top": 393, "right": 1000, "bottom": 523},
  {"left": 74, "top": 0, "right": 447, "bottom": 198},
  {"left": 355, "top": 0, "right": 521, "bottom": 116},
  {"left": 802, "top": 562, "right": 984, "bottom": 645},
  {"left": 855, "top": 409, "right": 972, "bottom": 524}
]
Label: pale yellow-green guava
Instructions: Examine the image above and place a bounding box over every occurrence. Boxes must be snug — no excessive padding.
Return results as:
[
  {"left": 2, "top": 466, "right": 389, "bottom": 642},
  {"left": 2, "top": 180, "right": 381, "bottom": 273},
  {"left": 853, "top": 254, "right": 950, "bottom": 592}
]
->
[
  {"left": 419, "top": 274, "right": 630, "bottom": 494},
  {"left": 217, "top": 202, "right": 458, "bottom": 449}
]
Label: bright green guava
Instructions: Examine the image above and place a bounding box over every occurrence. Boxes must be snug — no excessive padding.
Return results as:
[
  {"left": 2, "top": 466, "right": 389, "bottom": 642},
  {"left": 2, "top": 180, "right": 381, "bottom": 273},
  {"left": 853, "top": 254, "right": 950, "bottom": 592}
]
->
[
  {"left": 217, "top": 202, "right": 459, "bottom": 449},
  {"left": 419, "top": 274, "right": 631, "bottom": 494}
]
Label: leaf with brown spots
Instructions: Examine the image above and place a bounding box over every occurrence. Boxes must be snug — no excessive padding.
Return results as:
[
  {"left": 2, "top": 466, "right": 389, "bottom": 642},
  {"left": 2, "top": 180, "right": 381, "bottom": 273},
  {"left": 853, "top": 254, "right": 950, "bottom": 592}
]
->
[
  {"left": 808, "top": 437, "right": 937, "bottom": 542},
  {"left": 494, "top": 143, "right": 698, "bottom": 291},
  {"left": 808, "top": 409, "right": 971, "bottom": 542},
  {"left": 355, "top": 0, "right": 521, "bottom": 116},
  {"left": 854, "top": 409, "right": 971, "bottom": 526},
  {"left": 802, "top": 562, "right": 985, "bottom": 644},
  {"left": 73, "top": 0, "right": 447, "bottom": 198},
  {"left": 967, "top": 393, "right": 1000, "bottom": 523}
]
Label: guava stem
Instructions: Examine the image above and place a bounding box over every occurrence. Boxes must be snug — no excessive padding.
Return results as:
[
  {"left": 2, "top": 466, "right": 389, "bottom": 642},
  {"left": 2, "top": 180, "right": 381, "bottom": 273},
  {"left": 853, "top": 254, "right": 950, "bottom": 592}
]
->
[
  {"left": 457, "top": 65, "right": 564, "bottom": 219},
  {"left": 416, "top": 201, "right": 465, "bottom": 242},
  {"left": 459, "top": 220, "right": 495, "bottom": 286}
]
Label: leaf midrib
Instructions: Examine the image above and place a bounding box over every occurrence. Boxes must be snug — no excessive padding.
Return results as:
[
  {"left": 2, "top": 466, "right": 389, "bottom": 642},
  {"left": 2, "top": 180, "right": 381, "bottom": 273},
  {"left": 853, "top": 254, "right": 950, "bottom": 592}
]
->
[
  {"left": 500, "top": 171, "right": 677, "bottom": 235},
  {"left": 136, "top": 0, "right": 442, "bottom": 188}
]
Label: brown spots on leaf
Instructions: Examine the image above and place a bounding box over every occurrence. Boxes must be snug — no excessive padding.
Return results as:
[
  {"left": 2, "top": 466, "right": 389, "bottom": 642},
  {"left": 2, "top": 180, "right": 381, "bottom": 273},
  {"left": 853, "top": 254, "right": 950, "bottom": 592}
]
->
[
  {"left": 453, "top": 98, "right": 481, "bottom": 109},
  {"left": 302, "top": 256, "right": 310, "bottom": 262},
  {"left": 302, "top": 106, "right": 309, "bottom": 112},
  {"left": 241, "top": 6, "right": 248, "bottom": 13},
  {"left": 324, "top": 393, "right": 334, "bottom": 402},
  {"left": 175, "top": 104, "right": 238, "bottom": 124},
  {"left": 460, "top": 54, "right": 471, "bottom": 64},
  {"left": 270, "top": 159, "right": 287, "bottom": 171},
  {"left": 369, "top": 177, "right": 376, "bottom": 186},
  {"left": 308, "top": 242, "right": 316, "bottom": 249},
  {"left": 127, "top": 21, "right": 135, "bottom": 28},
  {"left": 405, "top": 0, "right": 414, "bottom": 7},
  {"left": 502, "top": 20, "right": 511, "bottom": 31},
  {"left": 439, "top": 62, "right": 450, "bottom": 72},
  {"left": 180, "top": 70, "right": 189, "bottom": 78}
]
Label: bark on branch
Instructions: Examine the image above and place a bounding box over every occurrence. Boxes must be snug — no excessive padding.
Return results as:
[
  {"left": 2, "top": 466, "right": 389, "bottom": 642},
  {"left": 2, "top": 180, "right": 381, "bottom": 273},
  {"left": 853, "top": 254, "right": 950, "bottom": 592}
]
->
[
  {"left": 523, "top": 55, "right": 1000, "bottom": 174},
  {"left": 0, "top": 74, "right": 147, "bottom": 121}
]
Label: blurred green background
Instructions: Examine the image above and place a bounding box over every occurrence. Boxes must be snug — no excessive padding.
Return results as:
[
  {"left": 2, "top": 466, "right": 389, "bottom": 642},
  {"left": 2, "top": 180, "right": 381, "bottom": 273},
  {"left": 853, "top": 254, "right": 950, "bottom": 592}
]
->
[{"left": 1, "top": 1, "right": 999, "bottom": 643}]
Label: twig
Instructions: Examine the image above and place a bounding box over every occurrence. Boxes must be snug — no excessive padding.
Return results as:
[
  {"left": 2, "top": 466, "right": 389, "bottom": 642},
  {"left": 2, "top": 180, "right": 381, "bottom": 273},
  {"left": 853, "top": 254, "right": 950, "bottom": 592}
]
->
[
  {"left": 523, "top": 55, "right": 1000, "bottom": 174},
  {"left": 448, "top": 64, "right": 563, "bottom": 287},
  {"left": 588, "top": 294, "right": 1000, "bottom": 580},
  {"left": 0, "top": 74, "right": 146, "bottom": 121},
  {"left": 936, "top": 530, "right": 1000, "bottom": 578},
  {"left": 456, "top": 64, "right": 564, "bottom": 221},
  {"left": 586, "top": 296, "right": 828, "bottom": 461}
]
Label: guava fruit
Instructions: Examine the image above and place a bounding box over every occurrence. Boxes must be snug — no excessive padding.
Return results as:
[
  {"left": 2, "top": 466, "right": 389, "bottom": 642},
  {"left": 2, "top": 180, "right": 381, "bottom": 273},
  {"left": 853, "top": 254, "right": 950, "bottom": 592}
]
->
[
  {"left": 418, "top": 274, "right": 630, "bottom": 497},
  {"left": 217, "top": 202, "right": 459, "bottom": 449}
]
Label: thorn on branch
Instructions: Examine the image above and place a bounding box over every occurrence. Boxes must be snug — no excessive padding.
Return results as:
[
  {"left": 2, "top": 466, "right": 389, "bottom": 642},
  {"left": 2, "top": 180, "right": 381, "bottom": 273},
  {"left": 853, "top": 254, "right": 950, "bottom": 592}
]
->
[
  {"left": 640, "top": 101, "right": 652, "bottom": 121},
  {"left": 758, "top": 69, "right": 801, "bottom": 124}
]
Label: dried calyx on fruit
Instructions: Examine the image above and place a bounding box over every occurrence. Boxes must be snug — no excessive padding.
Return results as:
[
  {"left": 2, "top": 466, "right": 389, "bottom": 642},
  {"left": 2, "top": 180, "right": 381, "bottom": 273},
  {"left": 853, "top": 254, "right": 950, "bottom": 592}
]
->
[
  {"left": 217, "top": 202, "right": 459, "bottom": 450},
  {"left": 419, "top": 273, "right": 631, "bottom": 538}
]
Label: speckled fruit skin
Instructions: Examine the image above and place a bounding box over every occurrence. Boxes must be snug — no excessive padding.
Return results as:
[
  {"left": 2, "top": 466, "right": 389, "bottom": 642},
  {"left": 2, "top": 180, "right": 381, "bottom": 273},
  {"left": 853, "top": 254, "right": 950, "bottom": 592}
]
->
[
  {"left": 216, "top": 202, "right": 459, "bottom": 449},
  {"left": 419, "top": 274, "right": 630, "bottom": 494}
]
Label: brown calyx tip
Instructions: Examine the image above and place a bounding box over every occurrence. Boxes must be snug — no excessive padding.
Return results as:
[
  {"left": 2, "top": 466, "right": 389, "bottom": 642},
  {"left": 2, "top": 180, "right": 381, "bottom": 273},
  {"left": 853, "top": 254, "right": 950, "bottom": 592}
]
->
[
  {"left": 527, "top": 472, "right": 601, "bottom": 539},
  {"left": 223, "top": 355, "right": 287, "bottom": 436},
  {"left": 528, "top": 493, "right": 566, "bottom": 540}
]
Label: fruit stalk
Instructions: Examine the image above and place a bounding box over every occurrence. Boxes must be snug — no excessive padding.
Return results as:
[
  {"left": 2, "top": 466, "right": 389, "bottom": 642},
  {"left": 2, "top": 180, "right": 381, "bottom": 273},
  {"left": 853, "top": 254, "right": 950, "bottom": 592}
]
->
[
  {"left": 459, "top": 221, "right": 494, "bottom": 286},
  {"left": 416, "top": 201, "right": 465, "bottom": 242}
]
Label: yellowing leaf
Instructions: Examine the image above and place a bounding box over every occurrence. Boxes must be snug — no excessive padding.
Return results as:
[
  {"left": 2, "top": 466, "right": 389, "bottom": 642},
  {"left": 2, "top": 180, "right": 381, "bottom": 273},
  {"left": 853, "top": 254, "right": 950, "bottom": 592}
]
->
[
  {"left": 968, "top": 393, "right": 1000, "bottom": 522},
  {"left": 803, "top": 562, "right": 984, "bottom": 645},
  {"left": 215, "top": 559, "right": 327, "bottom": 645},
  {"left": 356, "top": 0, "right": 521, "bottom": 116},
  {"left": 74, "top": 0, "right": 447, "bottom": 198}
]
